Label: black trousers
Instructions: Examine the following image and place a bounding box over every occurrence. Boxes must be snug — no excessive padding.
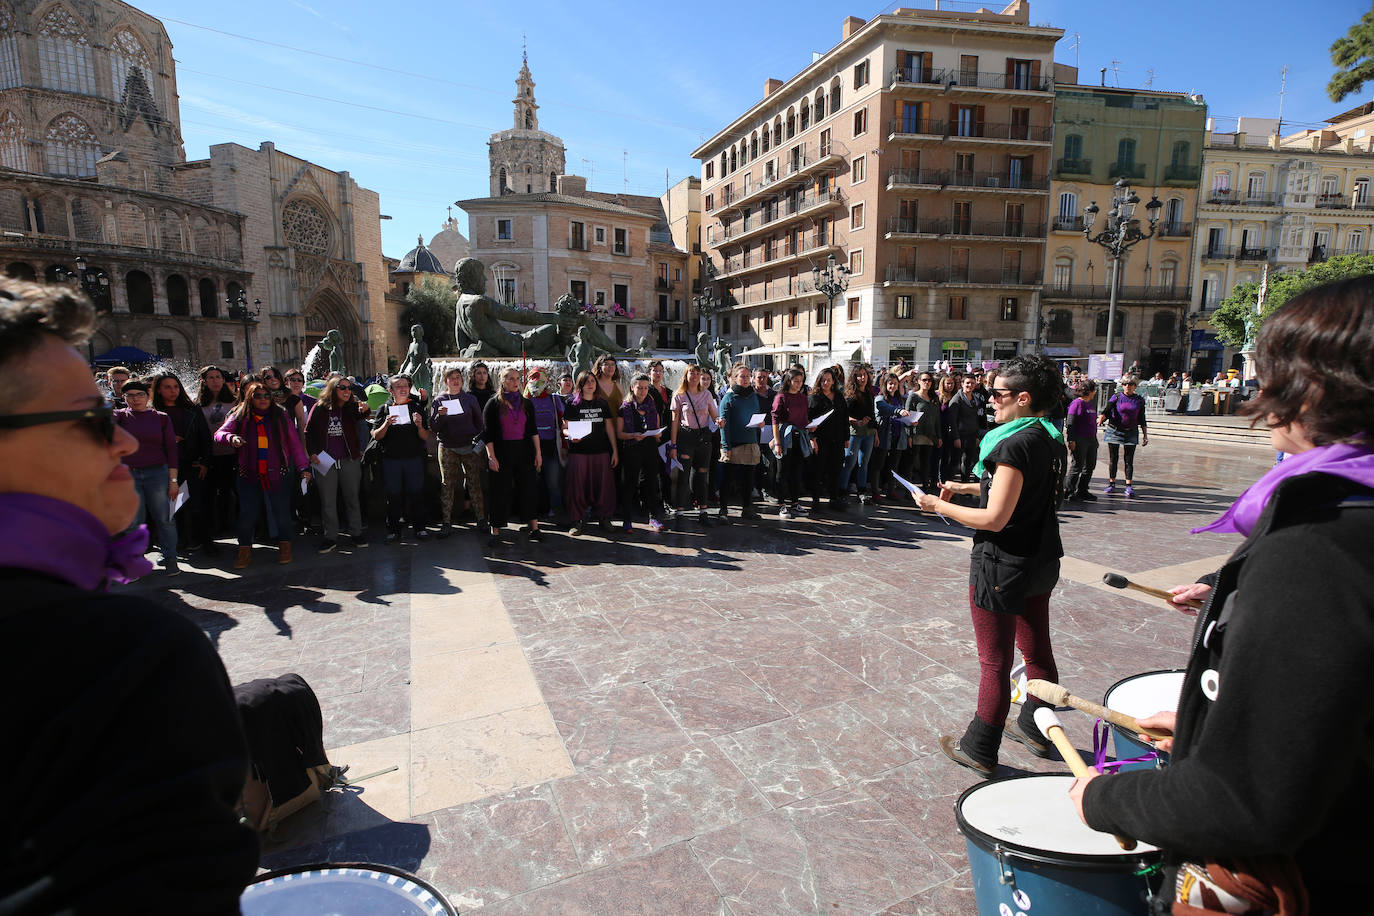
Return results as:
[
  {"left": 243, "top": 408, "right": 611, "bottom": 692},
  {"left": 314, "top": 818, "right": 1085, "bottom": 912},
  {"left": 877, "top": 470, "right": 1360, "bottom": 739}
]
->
[
  {"left": 808, "top": 439, "right": 845, "bottom": 502},
  {"left": 487, "top": 440, "right": 537, "bottom": 529},
  {"left": 619, "top": 441, "right": 663, "bottom": 521},
  {"left": 778, "top": 441, "right": 807, "bottom": 503}
]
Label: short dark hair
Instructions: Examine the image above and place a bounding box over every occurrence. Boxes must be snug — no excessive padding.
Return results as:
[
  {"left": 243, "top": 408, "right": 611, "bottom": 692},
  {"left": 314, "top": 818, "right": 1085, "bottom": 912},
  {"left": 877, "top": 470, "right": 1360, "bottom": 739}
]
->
[
  {"left": 0, "top": 280, "right": 95, "bottom": 403},
  {"left": 1242, "top": 276, "right": 1374, "bottom": 445},
  {"left": 996, "top": 355, "right": 1063, "bottom": 413},
  {"left": 121, "top": 379, "right": 151, "bottom": 395}
]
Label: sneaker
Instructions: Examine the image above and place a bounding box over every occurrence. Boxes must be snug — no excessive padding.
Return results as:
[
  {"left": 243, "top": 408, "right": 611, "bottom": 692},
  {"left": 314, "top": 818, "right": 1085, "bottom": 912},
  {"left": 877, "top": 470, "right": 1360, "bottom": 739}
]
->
[
  {"left": 1124, "top": 485, "right": 1136, "bottom": 497},
  {"left": 598, "top": 519, "right": 613, "bottom": 534},
  {"left": 436, "top": 523, "right": 452, "bottom": 540},
  {"left": 858, "top": 493, "right": 869, "bottom": 505},
  {"left": 938, "top": 735, "right": 995, "bottom": 777},
  {"left": 1079, "top": 491, "right": 1097, "bottom": 502},
  {"left": 164, "top": 560, "right": 180, "bottom": 577},
  {"left": 791, "top": 502, "right": 808, "bottom": 515},
  {"left": 697, "top": 510, "right": 713, "bottom": 527},
  {"left": 648, "top": 517, "right": 664, "bottom": 533},
  {"left": 351, "top": 533, "right": 369, "bottom": 547},
  {"left": 1103, "top": 482, "right": 1116, "bottom": 495},
  {"left": 622, "top": 520, "right": 634, "bottom": 532},
  {"left": 528, "top": 528, "right": 544, "bottom": 543},
  {"left": 414, "top": 528, "right": 431, "bottom": 541},
  {"left": 1004, "top": 718, "right": 1054, "bottom": 759},
  {"left": 779, "top": 505, "right": 794, "bottom": 520},
  {"left": 318, "top": 539, "right": 337, "bottom": 554},
  {"left": 384, "top": 531, "right": 399, "bottom": 545},
  {"left": 569, "top": 523, "right": 583, "bottom": 537}
]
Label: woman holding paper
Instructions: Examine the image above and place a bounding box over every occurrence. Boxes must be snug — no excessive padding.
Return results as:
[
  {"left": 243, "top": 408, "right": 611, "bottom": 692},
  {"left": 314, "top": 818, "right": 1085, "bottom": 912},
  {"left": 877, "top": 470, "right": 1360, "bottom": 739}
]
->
[
  {"left": 771, "top": 367, "right": 811, "bottom": 520},
  {"left": 305, "top": 375, "right": 367, "bottom": 551},
  {"left": 563, "top": 371, "right": 619, "bottom": 536},
  {"left": 806, "top": 366, "right": 848, "bottom": 511},
  {"left": 839, "top": 364, "right": 878, "bottom": 503},
  {"left": 904, "top": 372, "right": 942, "bottom": 492},
  {"left": 716, "top": 363, "right": 762, "bottom": 521},
  {"left": 370, "top": 374, "right": 431, "bottom": 545},
  {"left": 152, "top": 371, "right": 210, "bottom": 556},
  {"left": 914, "top": 355, "right": 1068, "bottom": 777},
  {"left": 670, "top": 364, "right": 718, "bottom": 525},
  {"left": 616, "top": 373, "right": 666, "bottom": 532},
  {"left": 481, "top": 367, "right": 543, "bottom": 546},
  {"left": 114, "top": 378, "right": 180, "bottom": 574},
  {"left": 869, "top": 372, "right": 909, "bottom": 501},
  {"left": 431, "top": 366, "right": 485, "bottom": 537}
]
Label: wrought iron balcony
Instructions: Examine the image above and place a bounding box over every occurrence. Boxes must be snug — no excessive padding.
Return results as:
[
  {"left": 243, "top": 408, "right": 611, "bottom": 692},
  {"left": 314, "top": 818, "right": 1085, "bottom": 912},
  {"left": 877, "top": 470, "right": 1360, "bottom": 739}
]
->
[
  {"left": 886, "top": 217, "right": 1043, "bottom": 240},
  {"left": 1108, "top": 161, "right": 1147, "bottom": 180},
  {"left": 887, "top": 118, "right": 1051, "bottom": 142},
  {"left": 884, "top": 265, "right": 1042, "bottom": 286},
  {"left": 1052, "top": 216, "right": 1085, "bottom": 232},
  {"left": 1043, "top": 283, "right": 1191, "bottom": 302},
  {"left": 1158, "top": 221, "right": 1192, "bottom": 237},
  {"left": 1055, "top": 158, "right": 1093, "bottom": 175},
  {"left": 890, "top": 66, "right": 1052, "bottom": 92}
]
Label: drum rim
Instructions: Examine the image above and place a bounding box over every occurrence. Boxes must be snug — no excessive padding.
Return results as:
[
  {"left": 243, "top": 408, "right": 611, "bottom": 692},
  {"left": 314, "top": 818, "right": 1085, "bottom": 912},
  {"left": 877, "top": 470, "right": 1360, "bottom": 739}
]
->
[
  {"left": 955, "top": 773, "right": 1161, "bottom": 869},
  {"left": 246, "top": 861, "right": 455, "bottom": 914},
  {"left": 1103, "top": 668, "right": 1184, "bottom": 738}
]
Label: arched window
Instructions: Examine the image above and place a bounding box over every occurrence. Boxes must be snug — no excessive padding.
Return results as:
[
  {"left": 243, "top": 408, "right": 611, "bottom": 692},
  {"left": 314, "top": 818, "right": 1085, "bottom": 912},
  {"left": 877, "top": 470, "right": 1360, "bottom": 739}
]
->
[
  {"left": 126, "top": 269, "right": 153, "bottom": 314},
  {"left": 829, "top": 78, "right": 841, "bottom": 113},
  {"left": 166, "top": 274, "right": 189, "bottom": 316},
  {"left": 1356, "top": 177, "right": 1371, "bottom": 204},
  {"left": 37, "top": 6, "right": 94, "bottom": 94},
  {"left": 226, "top": 280, "right": 243, "bottom": 304},
  {"left": 800, "top": 98, "right": 810, "bottom": 131},
  {"left": 499, "top": 167, "right": 508, "bottom": 192},
  {"left": 786, "top": 107, "right": 796, "bottom": 139},
  {"left": 719, "top": 152, "right": 727, "bottom": 175},
  {"left": 761, "top": 126, "right": 769, "bottom": 153},
  {"left": 750, "top": 131, "right": 758, "bottom": 159},
  {"left": 1056, "top": 191, "right": 1078, "bottom": 230},
  {"left": 44, "top": 114, "right": 100, "bottom": 178},
  {"left": 109, "top": 28, "right": 153, "bottom": 106},
  {"left": 550, "top": 171, "right": 557, "bottom": 191},
  {"left": 814, "top": 89, "right": 826, "bottom": 121},
  {"left": 1164, "top": 197, "right": 1183, "bottom": 228},
  {"left": 0, "top": 7, "right": 20, "bottom": 89},
  {"left": 1348, "top": 228, "right": 1366, "bottom": 253},
  {"left": 1212, "top": 169, "right": 1231, "bottom": 194},
  {"left": 0, "top": 110, "right": 25, "bottom": 171},
  {"left": 6, "top": 261, "right": 35, "bottom": 280},
  {"left": 199, "top": 278, "right": 218, "bottom": 317},
  {"left": 772, "top": 116, "right": 782, "bottom": 147},
  {"left": 524, "top": 109, "right": 533, "bottom": 129}
]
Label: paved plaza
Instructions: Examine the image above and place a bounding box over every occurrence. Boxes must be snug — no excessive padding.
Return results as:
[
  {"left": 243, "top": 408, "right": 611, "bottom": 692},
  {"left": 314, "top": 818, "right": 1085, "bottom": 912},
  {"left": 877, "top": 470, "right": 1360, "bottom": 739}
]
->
[{"left": 123, "top": 438, "right": 1273, "bottom": 913}]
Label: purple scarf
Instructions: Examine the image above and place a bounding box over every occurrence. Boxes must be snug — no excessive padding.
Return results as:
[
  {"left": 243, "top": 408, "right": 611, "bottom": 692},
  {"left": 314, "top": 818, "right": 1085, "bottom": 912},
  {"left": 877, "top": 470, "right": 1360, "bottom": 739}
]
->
[
  {"left": 1192, "top": 441, "right": 1374, "bottom": 537},
  {"left": 0, "top": 492, "right": 153, "bottom": 590}
]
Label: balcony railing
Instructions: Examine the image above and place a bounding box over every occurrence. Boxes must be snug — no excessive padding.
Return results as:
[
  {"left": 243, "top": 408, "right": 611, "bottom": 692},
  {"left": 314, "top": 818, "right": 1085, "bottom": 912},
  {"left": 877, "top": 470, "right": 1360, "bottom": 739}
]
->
[
  {"left": 655, "top": 277, "right": 674, "bottom": 291},
  {"left": 1108, "top": 161, "right": 1147, "bottom": 180},
  {"left": 884, "top": 265, "right": 1042, "bottom": 286},
  {"left": 887, "top": 118, "right": 1051, "bottom": 142},
  {"left": 1052, "top": 216, "right": 1084, "bottom": 232},
  {"left": 1055, "top": 158, "right": 1093, "bottom": 175},
  {"left": 1158, "top": 221, "right": 1192, "bottom": 237},
  {"left": 1043, "top": 283, "right": 1191, "bottom": 302},
  {"left": 885, "top": 167, "right": 1046, "bottom": 191},
  {"left": 716, "top": 233, "right": 845, "bottom": 277},
  {"left": 1314, "top": 195, "right": 1374, "bottom": 210},
  {"left": 1206, "top": 192, "right": 1277, "bottom": 207},
  {"left": 885, "top": 217, "right": 1043, "bottom": 240},
  {"left": 890, "top": 66, "right": 1052, "bottom": 93},
  {"left": 1202, "top": 246, "right": 1273, "bottom": 262},
  {"left": 1163, "top": 163, "right": 1200, "bottom": 182},
  {"left": 718, "top": 190, "right": 846, "bottom": 245}
]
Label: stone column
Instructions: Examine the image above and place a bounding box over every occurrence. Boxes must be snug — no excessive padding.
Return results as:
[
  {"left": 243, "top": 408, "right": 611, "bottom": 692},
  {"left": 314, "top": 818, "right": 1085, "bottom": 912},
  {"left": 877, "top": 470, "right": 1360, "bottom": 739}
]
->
[{"left": 111, "top": 264, "right": 130, "bottom": 313}]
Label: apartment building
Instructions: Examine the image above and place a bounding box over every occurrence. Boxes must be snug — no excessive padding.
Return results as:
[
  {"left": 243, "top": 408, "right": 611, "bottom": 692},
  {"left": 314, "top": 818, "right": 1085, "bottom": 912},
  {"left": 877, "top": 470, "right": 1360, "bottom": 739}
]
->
[
  {"left": 692, "top": 1, "right": 1061, "bottom": 369},
  {"left": 1042, "top": 85, "right": 1207, "bottom": 376},
  {"left": 1191, "top": 109, "right": 1374, "bottom": 377}
]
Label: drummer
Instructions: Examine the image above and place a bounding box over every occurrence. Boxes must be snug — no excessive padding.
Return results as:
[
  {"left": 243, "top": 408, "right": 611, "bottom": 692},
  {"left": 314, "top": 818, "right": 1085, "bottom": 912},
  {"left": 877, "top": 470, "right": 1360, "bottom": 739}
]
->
[{"left": 1070, "top": 278, "right": 1374, "bottom": 911}]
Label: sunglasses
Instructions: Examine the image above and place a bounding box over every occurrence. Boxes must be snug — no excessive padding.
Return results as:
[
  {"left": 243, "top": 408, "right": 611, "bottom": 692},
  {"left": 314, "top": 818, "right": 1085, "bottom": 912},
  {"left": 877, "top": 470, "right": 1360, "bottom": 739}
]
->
[
  {"left": 251, "top": 392, "right": 272, "bottom": 399},
  {"left": 337, "top": 384, "right": 352, "bottom": 391},
  {"left": 0, "top": 406, "right": 117, "bottom": 444},
  {"left": 989, "top": 387, "right": 1022, "bottom": 401}
]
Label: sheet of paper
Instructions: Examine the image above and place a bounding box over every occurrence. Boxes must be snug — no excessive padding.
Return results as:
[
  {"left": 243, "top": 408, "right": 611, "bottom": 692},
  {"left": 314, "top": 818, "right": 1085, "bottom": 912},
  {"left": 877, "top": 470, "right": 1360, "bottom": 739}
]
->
[
  {"left": 668, "top": 457, "right": 684, "bottom": 472},
  {"left": 746, "top": 413, "right": 767, "bottom": 428},
  {"left": 759, "top": 424, "right": 774, "bottom": 446},
  {"left": 642, "top": 426, "right": 666, "bottom": 438},
  {"left": 300, "top": 477, "right": 309, "bottom": 495},
  {"left": 567, "top": 419, "right": 593, "bottom": 440},
  {"left": 389, "top": 405, "right": 412, "bottom": 425},
  {"left": 314, "top": 451, "right": 337, "bottom": 475},
  {"left": 707, "top": 418, "right": 719, "bottom": 432},
  {"left": 892, "top": 473, "right": 950, "bottom": 524},
  {"left": 898, "top": 412, "right": 919, "bottom": 426},
  {"left": 439, "top": 397, "right": 462, "bottom": 415},
  {"left": 169, "top": 480, "right": 189, "bottom": 520},
  {"left": 805, "top": 409, "right": 833, "bottom": 430}
]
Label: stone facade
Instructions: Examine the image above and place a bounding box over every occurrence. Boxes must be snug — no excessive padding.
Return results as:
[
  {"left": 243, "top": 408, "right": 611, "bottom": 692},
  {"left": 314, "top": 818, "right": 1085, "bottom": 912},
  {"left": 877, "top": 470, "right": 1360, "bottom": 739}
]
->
[
  {"left": 0, "top": 0, "right": 384, "bottom": 374},
  {"left": 1189, "top": 110, "right": 1374, "bottom": 377},
  {"left": 488, "top": 56, "right": 565, "bottom": 198},
  {"left": 1043, "top": 84, "right": 1207, "bottom": 376},
  {"left": 694, "top": 3, "right": 1060, "bottom": 370}
]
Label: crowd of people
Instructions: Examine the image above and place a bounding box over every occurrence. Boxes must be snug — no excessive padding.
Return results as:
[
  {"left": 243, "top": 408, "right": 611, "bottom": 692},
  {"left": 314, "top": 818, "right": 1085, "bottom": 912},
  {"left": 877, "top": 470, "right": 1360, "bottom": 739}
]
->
[{"left": 96, "top": 349, "right": 1158, "bottom": 569}]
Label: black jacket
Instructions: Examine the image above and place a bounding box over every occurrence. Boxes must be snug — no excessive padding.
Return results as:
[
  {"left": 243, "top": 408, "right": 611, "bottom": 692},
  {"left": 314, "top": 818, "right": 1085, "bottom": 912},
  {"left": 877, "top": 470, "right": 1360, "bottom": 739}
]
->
[
  {"left": 808, "top": 391, "right": 848, "bottom": 444},
  {"left": 1084, "top": 472, "right": 1374, "bottom": 910}
]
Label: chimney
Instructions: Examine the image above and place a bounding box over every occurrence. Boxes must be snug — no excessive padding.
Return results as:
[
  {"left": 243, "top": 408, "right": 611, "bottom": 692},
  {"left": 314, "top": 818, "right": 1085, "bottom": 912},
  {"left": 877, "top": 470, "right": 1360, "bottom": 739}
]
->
[
  {"left": 1100, "top": 67, "right": 1107, "bottom": 87},
  {"left": 842, "top": 16, "right": 865, "bottom": 38},
  {"left": 764, "top": 78, "right": 784, "bottom": 97},
  {"left": 557, "top": 175, "right": 587, "bottom": 196}
]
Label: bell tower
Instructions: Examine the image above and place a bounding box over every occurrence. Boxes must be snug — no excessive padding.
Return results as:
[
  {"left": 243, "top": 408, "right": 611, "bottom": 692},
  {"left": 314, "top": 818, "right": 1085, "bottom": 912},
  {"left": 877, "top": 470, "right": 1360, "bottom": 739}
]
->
[
  {"left": 514, "top": 48, "right": 538, "bottom": 132},
  {"left": 487, "top": 45, "right": 567, "bottom": 197}
]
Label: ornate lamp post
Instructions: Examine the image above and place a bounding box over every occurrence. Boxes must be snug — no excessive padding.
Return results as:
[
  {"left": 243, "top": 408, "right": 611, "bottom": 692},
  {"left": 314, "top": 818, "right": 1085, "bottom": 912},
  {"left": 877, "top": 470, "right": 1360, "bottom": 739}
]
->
[
  {"left": 226, "top": 291, "right": 262, "bottom": 371},
  {"left": 692, "top": 257, "right": 722, "bottom": 338},
  {"left": 811, "top": 252, "right": 851, "bottom": 359},
  {"left": 1083, "top": 178, "right": 1161, "bottom": 359},
  {"left": 61, "top": 256, "right": 110, "bottom": 363}
]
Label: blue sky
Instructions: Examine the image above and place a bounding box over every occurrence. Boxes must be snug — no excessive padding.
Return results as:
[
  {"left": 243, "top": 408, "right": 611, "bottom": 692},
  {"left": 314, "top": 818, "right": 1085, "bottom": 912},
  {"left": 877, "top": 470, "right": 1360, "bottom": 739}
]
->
[{"left": 149, "top": 0, "right": 1368, "bottom": 258}]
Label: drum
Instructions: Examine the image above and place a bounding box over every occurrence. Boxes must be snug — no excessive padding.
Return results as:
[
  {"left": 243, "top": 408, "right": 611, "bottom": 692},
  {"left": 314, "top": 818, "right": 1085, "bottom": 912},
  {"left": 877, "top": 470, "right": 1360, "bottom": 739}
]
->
[
  {"left": 241, "top": 863, "right": 456, "bottom": 916},
  {"left": 1104, "top": 670, "right": 1184, "bottom": 772},
  {"left": 957, "top": 774, "right": 1161, "bottom": 916}
]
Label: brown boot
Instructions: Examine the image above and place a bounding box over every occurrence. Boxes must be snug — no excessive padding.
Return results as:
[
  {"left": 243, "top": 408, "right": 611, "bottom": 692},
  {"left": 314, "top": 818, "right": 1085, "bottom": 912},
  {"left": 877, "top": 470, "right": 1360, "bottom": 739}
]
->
[
  {"left": 234, "top": 546, "right": 252, "bottom": 569},
  {"left": 277, "top": 541, "right": 293, "bottom": 565}
]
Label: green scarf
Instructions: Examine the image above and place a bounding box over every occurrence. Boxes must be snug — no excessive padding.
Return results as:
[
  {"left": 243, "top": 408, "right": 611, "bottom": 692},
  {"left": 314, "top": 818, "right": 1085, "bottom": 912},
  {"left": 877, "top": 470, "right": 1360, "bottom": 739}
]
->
[{"left": 972, "top": 416, "right": 1064, "bottom": 478}]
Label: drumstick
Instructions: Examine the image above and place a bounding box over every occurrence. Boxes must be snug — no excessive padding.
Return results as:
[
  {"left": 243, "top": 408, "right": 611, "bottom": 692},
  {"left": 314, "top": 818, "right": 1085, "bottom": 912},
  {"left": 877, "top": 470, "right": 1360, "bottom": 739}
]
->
[
  {"left": 1027, "top": 679, "right": 1174, "bottom": 741},
  {"left": 1102, "top": 572, "right": 1203, "bottom": 610},
  {"left": 1033, "top": 707, "right": 1136, "bottom": 852}
]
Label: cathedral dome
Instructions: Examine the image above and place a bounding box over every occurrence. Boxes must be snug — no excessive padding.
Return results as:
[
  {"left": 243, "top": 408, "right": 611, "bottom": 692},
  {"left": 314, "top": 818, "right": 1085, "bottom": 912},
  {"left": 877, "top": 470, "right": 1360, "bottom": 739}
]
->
[{"left": 395, "top": 236, "right": 444, "bottom": 274}]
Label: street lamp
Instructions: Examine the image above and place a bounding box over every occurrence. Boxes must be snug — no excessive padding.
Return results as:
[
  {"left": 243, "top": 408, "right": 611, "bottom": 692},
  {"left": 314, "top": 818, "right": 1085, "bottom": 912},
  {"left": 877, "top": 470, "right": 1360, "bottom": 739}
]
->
[
  {"left": 226, "top": 291, "right": 262, "bottom": 371},
  {"left": 1083, "top": 178, "right": 1161, "bottom": 359},
  {"left": 811, "top": 252, "right": 851, "bottom": 359},
  {"left": 60, "top": 256, "right": 111, "bottom": 363},
  {"left": 692, "top": 257, "right": 722, "bottom": 339}
]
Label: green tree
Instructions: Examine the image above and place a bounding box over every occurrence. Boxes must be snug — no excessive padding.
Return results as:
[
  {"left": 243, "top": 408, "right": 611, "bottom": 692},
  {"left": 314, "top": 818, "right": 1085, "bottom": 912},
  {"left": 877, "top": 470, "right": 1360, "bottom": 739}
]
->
[
  {"left": 399, "top": 276, "right": 457, "bottom": 355},
  {"left": 1210, "top": 253, "right": 1374, "bottom": 347},
  {"left": 1328, "top": 7, "right": 1374, "bottom": 102}
]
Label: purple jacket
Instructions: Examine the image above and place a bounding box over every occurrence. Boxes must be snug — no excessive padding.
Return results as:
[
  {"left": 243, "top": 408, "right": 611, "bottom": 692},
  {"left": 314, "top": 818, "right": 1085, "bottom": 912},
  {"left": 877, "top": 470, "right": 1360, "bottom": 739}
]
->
[
  {"left": 214, "top": 408, "right": 308, "bottom": 486},
  {"left": 115, "top": 407, "right": 178, "bottom": 471}
]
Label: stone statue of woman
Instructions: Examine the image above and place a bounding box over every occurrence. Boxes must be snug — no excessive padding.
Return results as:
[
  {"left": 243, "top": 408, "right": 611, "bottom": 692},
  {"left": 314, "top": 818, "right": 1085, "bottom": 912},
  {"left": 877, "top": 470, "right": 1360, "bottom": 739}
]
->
[{"left": 397, "top": 323, "right": 433, "bottom": 395}]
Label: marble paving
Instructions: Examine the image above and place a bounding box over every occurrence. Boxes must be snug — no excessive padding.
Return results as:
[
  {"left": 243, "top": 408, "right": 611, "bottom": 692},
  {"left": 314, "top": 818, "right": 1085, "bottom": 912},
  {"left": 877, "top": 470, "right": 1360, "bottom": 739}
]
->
[{"left": 126, "top": 438, "right": 1274, "bottom": 913}]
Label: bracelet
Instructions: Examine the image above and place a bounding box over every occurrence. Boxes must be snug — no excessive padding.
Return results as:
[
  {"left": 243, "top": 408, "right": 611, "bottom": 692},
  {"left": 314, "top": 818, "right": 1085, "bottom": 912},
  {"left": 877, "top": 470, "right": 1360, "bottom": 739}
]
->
[{"left": 664, "top": 441, "right": 676, "bottom": 450}]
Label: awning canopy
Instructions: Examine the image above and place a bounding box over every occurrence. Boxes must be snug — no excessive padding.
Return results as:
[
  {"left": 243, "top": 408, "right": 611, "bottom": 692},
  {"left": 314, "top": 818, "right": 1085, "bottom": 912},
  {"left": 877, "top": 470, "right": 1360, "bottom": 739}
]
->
[
  {"left": 92, "top": 346, "right": 157, "bottom": 366},
  {"left": 738, "top": 344, "right": 830, "bottom": 356}
]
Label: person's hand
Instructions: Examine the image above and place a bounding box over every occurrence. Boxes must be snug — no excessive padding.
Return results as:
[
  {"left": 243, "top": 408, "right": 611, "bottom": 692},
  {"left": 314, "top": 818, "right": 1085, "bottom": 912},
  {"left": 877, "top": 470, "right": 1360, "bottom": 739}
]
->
[
  {"left": 1142, "top": 435, "right": 1149, "bottom": 447},
  {"left": 534, "top": 453, "right": 543, "bottom": 472},
  {"left": 809, "top": 438, "right": 818, "bottom": 452},
  {"left": 1068, "top": 440, "right": 1076, "bottom": 451},
  {"left": 939, "top": 484, "right": 959, "bottom": 501},
  {"left": 310, "top": 454, "right": 321, "bottom": 465},
  {"left": 437, "top": 404, "right": 448, "bottom": 416},
  {"left": 1136, "top": 711, "right": 1176, "bottom": 753},
  {"left": 916, "top": 492, "right": 943, "bottom": 512},
  {"left": 196, "top": 462, "right": 209, "bottom": 480},
  {"left": 384, "top": 413, "right": 397, "bottom": 426},
  {"left": 230, "top": 435, "right": 244, "bottom": 449},
  {"left": 610, "top": 453, "right": 619, "bottom": 469},
  {"left": 721, "top": 448, "right": 731, "bottom": 462},
  {"left": 772, "top": 442, "right": 783, "bottom": 456},
  {"left": 167, "top": 479, "right": 179, "bottom": 501},
  {"left": 1068, "top": 771, "right": 1099, "bottom": 826},
  {"left": 488, "top": 455, "right": 500, "bottom": 472},
  {"left": 301, "top": 470, "right": 312, "bottom": 481},
  {"left": 1168, "top": 582, "right": 1211, "bottom": 615},
  {"left": 898, "top": 410, "right": 909, "bottom": 417},
  {"left": 954, "top": 438, "right": 961, "bottom": 449}
]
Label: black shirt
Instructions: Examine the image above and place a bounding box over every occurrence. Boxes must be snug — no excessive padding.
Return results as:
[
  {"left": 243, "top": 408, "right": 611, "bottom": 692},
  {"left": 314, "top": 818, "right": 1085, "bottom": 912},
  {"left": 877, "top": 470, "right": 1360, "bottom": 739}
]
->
[
  {"left": 563, "top": 398, "right": 613, "bottom": 455},
  {"left": 974, "top": 425, "right": 1063, "bottom": 562},
  {"left": 371, "top": 400, "right": 428, "bottom": 459}
]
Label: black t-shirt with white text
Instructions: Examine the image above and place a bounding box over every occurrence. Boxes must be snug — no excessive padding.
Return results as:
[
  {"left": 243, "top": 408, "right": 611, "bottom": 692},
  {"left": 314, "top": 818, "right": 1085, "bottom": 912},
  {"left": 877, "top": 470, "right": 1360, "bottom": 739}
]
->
[{"left": 564, "top": 398, "right": 613, "bottom": 455}]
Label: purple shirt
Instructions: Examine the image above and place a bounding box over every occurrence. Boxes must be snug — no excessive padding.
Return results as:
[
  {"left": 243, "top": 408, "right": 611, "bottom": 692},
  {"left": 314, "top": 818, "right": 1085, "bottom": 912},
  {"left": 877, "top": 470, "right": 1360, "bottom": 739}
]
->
[
  {"left": 1066, "top": 398, "right": 1098, "bottom": 441},
  {"left": 499, "top": 392, "right": 528, "bottom": 441},
  {"left": 1106, "top": 393, "right": 1145, "bottom": 432},
  {"left": 619, "top": 395, "right": 661, "bottom": 437},
  {"left": 323, "top": 407, "right": 349, "bottom": 460},
  {"left": 115, "top": 407, "right": 178, "bottom": 470}
]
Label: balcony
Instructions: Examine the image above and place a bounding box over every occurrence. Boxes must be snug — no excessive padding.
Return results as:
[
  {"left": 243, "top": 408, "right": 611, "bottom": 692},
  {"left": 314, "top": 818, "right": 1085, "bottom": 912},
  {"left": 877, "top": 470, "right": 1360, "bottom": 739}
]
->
[
  {"left": 1206, "top": 192, "right": 1277, "bottom": 207},
  {"left": 1201, "top": 246, "right": 1235, "bottom": 261},
  {"left": 884, "top": 217, "right": 1044, "bottom": 241},
  {"left": 1052, "top": 216, "right": 1085, "bottom": 232},
  {"left": 725, "top": 139, "right": 850, "bottom": 211},
  {"left": 1158, "top": 221, "right": 1192, "bottom": 237},
  {"left": 655, "top": 277, "right": 674, "bottom": 291},
  {"left": 889, "top": 66, "right": 1052, "bottom": 93},
  {"left": 1163, "top": 163, "right": 1200, "bottom": 183},
  {"left": 716, "top": 190, "right": 846, "bottom": 247},
  {"left": 1054, "top": 158, "right": 1093, "bottom": 176},
  {"left": 1237, "top": 246, "right": 1272, "bottom": 261},
  {"left": 885, "top": 167, "right": 1046, "bottom": 192},
  {"left": 1107, "top": 161, "right": 1146, "bottom": 180},
  {"left": 715, "top": 233, "right": 845, "bottom": 279},
  {"left": 887, "top": 118, "right": 1051, "bottom": 143},
  {"left": 1042, "top": 283, "right": 1191, "bottom": 302},
  {"left": 884, "top": 265, "right": 1042, "bottom": 286}
]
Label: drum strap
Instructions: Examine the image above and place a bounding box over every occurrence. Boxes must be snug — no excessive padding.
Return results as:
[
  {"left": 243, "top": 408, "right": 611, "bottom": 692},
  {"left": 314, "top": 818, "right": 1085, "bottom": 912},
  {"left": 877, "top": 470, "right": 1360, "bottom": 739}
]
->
[{"left": 1092, "top": 718, "right": 1161, "bottom": 772}]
